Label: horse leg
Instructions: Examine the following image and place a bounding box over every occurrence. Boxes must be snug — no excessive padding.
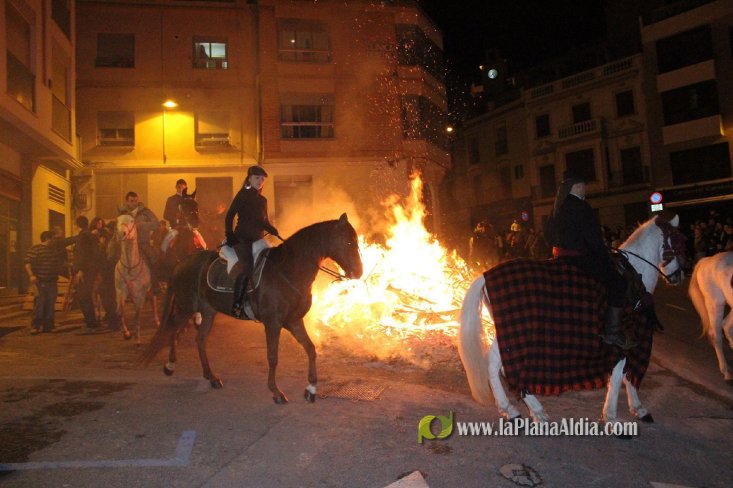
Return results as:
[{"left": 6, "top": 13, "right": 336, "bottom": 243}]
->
[
  {"left": 116, "top": 282, "right": 131, "bottom": 340},
  {"left": 287, "top": 319, "right": 317, "bottom": 403},
  {"left": 488, "top": 341, "right": 521, "bottom": 420},
  {"left": 152, "top": 290, "right": 161, "bottom": 327},
  {"left": 521, "top": 394, "right": 548, "bottom": 424},
  {"left": 705, "top": 298, "right": 732, "bottom": 382},
  {"left": 195, "top": 307, "right": 222, "bottom": 388},
  {"left": 720, "top": 310, "right": 733, "bottom": 384},
  {"left": 265, "top": 324, "right": 287, "bottom": 404},
  {"left": 602, "top": 358, "right": 625, "bottom": 424},
  {"left": 622, "top": 377, "right": 653, "bottom": 423}
]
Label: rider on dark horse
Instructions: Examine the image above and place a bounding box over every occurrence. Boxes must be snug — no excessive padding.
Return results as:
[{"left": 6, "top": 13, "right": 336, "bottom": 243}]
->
[
  {"left": 225, "top": 165, "right": 280, "bottom": 319},
  {"left": 547, "top": 170, "right": 636, "bottom": 350},
  {"left": 163, "top": 178, "right": 189, "bottom": 227}
]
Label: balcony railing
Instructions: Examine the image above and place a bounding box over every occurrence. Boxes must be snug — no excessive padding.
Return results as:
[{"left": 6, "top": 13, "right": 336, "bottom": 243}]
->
[
  {"left": 558, "top": 118, "right": 601, "bottom": 140},
  {"left": 528, "top": 55, "right": 639, "bottom": 100}
]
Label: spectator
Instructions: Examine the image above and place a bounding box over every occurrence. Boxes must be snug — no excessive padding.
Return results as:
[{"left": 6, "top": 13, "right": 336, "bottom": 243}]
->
[
  {"left": 72, "top": 216, "right": 101, "bottom": 331},
  {"left": 24, "top": 231, "right": 62, "bottom": 334}
]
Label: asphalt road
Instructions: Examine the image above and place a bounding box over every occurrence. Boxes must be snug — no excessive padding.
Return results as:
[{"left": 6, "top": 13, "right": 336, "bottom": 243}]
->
[{"left": 0, "top": 278, "right": 731, "bottom": 488}]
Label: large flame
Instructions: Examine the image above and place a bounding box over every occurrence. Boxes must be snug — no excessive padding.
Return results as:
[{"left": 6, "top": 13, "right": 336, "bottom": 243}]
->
[{"left": 306, "top": 174, "right": 494, "bottom": 364}]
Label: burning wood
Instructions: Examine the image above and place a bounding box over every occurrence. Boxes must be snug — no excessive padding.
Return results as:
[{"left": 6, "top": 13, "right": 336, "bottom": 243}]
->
[{"left": 305, "top": 175, "right": 494, "bottom": 363}]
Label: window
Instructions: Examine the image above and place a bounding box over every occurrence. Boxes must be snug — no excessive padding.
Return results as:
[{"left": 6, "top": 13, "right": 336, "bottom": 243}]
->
[
  {"left": 98, "top": 111, "right": 134, "bottom": 146},
  {"left": 281, "top": 93, "right": 334, "bottom": 139},
  {"left": 620, "top": 147, "right": 643, "bottom": 186},
  {"left": 195, "top": 112, "right": 230, "bottom": 147},
  {"left": 539, "top": 165, "right": 556, "bottom": 198},
  {"left": 661, "top": 80, "right": 719, "bottom": 126},
  {"left": 6, "top": 1, "right": 34, "bottom": 112},
  {"left": 669, "top": 142, "right": 731, "bottom": 185},
  {"left": 495, "top": 123, "right": 508, "bottom": 156},
  {"left": 535, "top": 114, "right": 550, "bottom": 139},
  {"left": 278, "top": 19, "right": 330, "bottom": 63},
  {"left": 572, "top": 102, "right": 591, "bottom": 124},
  {"left": 400, "top": 95, "right": 450, "bottom": 150},
  {"left": 96, "top": 33, "right": 134, "bottom": 68},
  {"left": 615, "top": 90, "right": 635, "bottom": 117},
  {"left": 51, "top": 44, "right": 71, "bottom": 141},
  {"left": 396, "top": 24, "right": 444, "bottom": 80},
  {"left": 514, "top": 164, "right": 524, "bottom": 180},
  {"left": 565, "top": 148, "right": 596, "bottom": 182},
  {"left": 51, "top": 0, "right": 70, "bottom": 39},
  {"left": 193, "top": 38, "right": 227, "bottom": 69},
  {"left": 657, "top": 25, "right": 713, "bottom": 74},
  {"left": 469, "top": 138, "right": 480, "bottom": 165}
]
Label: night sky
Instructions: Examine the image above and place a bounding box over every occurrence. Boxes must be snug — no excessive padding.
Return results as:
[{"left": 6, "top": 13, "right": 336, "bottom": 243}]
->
[{"left": 417, "top": 0, "right": 607, "bottom": 117}]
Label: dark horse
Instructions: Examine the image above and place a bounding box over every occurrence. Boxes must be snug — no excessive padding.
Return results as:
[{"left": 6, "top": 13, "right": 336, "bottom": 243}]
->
[
  {"left": 159, "top": 191, "right": 205, "bottom": 280},
  {"left": 141, "top": 213, "right": 363, "bottom": 404}
]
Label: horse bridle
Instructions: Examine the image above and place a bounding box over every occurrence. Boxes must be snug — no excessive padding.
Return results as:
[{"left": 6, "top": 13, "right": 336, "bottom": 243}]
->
[
  {"left": 272, "top": 232, "right": 350, "bottom": 281},
  {"left": 614, "top": 222, "right": 685, "bottom": 283},
  {"left": 117, "top": 220, "right": 144, "bottom": 272}
]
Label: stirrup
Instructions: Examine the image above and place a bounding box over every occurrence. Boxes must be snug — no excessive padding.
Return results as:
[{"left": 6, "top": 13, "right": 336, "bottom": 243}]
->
[{"left": 601, "top": 333, "right": 637, "bottom": 351}]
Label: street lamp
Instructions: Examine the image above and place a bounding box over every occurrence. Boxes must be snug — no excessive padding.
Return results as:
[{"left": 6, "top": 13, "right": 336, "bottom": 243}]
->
[{"left": 162, "top": 99, "right": 178, "bottom": 163}]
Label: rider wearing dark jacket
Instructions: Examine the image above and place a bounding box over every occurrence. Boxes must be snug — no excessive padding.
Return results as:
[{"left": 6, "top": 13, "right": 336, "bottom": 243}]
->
[
  {"left": 225, "top": 165, "right": 279, "bottom": 318},
  {"left": 163, "top": 179, "right": 188, "bottom": 228},
  {"left": 547, "top": 170, "right": 634, "bottom": 350}
]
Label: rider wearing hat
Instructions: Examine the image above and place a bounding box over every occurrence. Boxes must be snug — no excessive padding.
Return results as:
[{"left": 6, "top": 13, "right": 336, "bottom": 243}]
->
[
  {"left": 225, "top": 165, "right": 279, "bottom": 318},
  {"left": 547, "top": 170, "right": 635, "bottom": 350}
]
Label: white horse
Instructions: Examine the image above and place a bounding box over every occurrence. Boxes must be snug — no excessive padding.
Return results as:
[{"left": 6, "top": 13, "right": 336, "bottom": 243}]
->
[
  {"left": 688, "top": 252, "right": 733, "bottom": 385},
  {"left": 114, "top": 214, "right": 153, "bottom": 344},
  {"left": 459, "top": 214, "right": 685, "bottom": 427}
]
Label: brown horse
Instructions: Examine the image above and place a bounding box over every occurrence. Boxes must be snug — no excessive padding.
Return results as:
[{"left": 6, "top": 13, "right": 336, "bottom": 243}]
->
[{"left": 140, "top": 213, "right": 363, "bottom": 404}]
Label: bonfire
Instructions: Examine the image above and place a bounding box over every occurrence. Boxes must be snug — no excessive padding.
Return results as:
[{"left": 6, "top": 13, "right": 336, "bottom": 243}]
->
[{"left": 306, "top": 175, "right": 494, "bottom": 366}]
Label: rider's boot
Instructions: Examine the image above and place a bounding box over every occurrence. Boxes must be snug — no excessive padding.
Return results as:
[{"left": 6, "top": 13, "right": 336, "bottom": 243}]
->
[
  {"left": 231, "top": 272, "right": 249, "bottom": 319},
  {"left": 601, "top": 306, "right": 637, "bottom": 350}
]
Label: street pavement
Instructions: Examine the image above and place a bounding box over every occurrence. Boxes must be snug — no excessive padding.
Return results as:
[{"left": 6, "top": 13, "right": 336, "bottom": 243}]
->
[{"left": 0, "top": 278, "right": 731, "bottom": 488}]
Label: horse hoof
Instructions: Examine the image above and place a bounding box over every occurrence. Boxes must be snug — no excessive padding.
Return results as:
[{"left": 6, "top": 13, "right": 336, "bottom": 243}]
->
[
  {"left": 122, "top": 330, "right": 132, "bottom": 340},
  {"left": 163, "top": 365, "right": 174, "bottom": 376},
  {"left": 304, "top": 389, "right": 316, "bottom": 403},
  {"left": 273, "top": 393, "right": 289, "bottom": 405},
  {"left": 725, "top": 378, "right": 733, "bottom": 386},
  {"left": 509, "top": 415, "right": 523, "bottom": 425},
  {"left": 640, "top": 413, "right": 654, "bottom": 423},
  {"left": 210, "top": 378, "right": 224, "bottom": 389}
]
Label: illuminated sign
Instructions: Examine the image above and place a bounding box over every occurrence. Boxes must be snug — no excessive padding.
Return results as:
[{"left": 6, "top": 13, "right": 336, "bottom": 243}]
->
[{"left": 650, "top": 192, "right": 663, "bottom": 204}]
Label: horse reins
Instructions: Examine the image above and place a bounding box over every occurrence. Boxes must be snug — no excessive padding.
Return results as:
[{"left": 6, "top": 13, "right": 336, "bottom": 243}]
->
[
  {"left": 117, "top": 223, "right": 144, "bottom": 273},
  {"left": 271, "top": 233, "right": 347, "bottom": 281}
]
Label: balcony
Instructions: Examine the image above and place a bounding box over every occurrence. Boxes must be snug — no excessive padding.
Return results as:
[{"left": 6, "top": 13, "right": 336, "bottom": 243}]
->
[
  {"left": 663, "top": 114, "right": 723, "bottom": 145},
  {"left": 558, "top": 118, "right": 602, "bottom": 141},
  {"left": 527, "top": 55, "right": 639, "bottom": 101},
  {"left": 657, "top": 60, "right": 716, "bottom": 93},
  {"left": 642, "top": 0, "right": 715, "bottom": 26}
]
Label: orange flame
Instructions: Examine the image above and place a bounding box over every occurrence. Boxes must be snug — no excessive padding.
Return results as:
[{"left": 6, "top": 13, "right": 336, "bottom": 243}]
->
[{"left": 305, "top": 174, "right": 494, "bottom": 364}]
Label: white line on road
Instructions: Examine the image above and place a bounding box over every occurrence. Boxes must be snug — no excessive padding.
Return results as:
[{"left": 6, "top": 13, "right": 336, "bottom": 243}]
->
[
  {"left": 665, "top": 303, "right": 688, "bottom": 311},
  {"left": 0, "top": 430, "right": 196, "bottom": 471}
]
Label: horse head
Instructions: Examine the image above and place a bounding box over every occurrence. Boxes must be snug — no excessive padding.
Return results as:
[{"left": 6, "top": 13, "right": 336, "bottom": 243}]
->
[
  {"left": 116, "top": 213, "right": 137, "bottom": 241},
  {"left": 177, "top": 191, "right": 200, "bottom": 229},
  {"left": 327, "top": 213, "right": 363, "bottom": 279},
  {"left": 654, "top": 212, "right": 686, "bottom": 285}
]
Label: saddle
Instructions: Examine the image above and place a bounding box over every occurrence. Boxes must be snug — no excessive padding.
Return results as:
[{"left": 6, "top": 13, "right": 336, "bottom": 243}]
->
[{"left": 206, "top": 239, "right": 271, "bottom": 293}]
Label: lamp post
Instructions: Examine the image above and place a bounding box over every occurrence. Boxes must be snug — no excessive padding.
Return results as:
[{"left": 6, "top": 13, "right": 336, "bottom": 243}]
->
[{"left": 162, "top": 99, "right": 178, "bottom": 164}]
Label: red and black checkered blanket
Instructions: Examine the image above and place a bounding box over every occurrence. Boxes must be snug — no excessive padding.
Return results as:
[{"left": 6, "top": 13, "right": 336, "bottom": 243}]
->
[{"left": 483, "top": 258, "right": 654, "bottom": 397}]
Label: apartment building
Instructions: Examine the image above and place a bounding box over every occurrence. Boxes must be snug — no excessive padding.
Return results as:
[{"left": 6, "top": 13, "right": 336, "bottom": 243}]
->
[
  {"left": 641, "top": 0, "right": 733, "bottom": 222},
  {"left": 445, "top": 52, "right": 651, "bottom": 244},
  {"left": 1, "top": 0, "right": 78, "bottom": 291},
  {"left": 75, "top": 0, "right": 449, "bottom": 242}
]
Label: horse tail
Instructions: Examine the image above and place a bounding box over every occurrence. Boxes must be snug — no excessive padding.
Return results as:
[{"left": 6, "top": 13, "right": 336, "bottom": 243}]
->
[
  {"left": 688, "top": 259, "right": 713, "bottom": 343},
  {"left": 138, "top": 286, "right": 178, "bottom": 365},
  {"left": 458, "top": 275, "right": 493, "bottom": 405}
]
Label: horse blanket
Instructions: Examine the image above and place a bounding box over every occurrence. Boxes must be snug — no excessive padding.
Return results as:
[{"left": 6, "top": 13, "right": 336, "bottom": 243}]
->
[{"left": 483, "top": 258, "right": 654, "bottom": 397}]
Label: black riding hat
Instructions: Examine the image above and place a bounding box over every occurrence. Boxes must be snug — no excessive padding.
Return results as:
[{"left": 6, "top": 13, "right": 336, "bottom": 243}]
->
[{"left": 247, "top": 165, "right": 268, "bottom": 178}]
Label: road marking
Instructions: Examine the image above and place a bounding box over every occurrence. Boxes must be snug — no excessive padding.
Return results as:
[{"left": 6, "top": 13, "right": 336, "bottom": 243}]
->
[
  {"left": 383, "top": 471, "right": 429, "bottom": 488},
  {"left": 650, "top": 482, "right": 699, "bottom": 488},
  {"left": 665, "top": 303, "right": 688, "bottom": 311},
  {"left": 0, "top": 430, "right": 196, "bottom": 471}
]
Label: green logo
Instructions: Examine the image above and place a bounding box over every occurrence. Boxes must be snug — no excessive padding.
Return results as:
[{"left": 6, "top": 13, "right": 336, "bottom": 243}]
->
[{"left": 418, "top": 411, "right": 454, "bottom": 444}]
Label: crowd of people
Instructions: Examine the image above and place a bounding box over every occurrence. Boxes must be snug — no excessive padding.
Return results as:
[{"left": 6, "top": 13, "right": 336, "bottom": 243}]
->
[
  {"left": 23, "top": 189, "right": 175, "bottom": 335},
  {"left": 468, "top": 219, "right": 552, "bottom": 269}
]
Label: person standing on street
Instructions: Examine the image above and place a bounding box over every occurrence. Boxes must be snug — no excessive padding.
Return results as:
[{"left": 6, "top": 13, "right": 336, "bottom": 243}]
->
[{"left": 24, "top": 231, "right": 62, "bottom": 334}]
